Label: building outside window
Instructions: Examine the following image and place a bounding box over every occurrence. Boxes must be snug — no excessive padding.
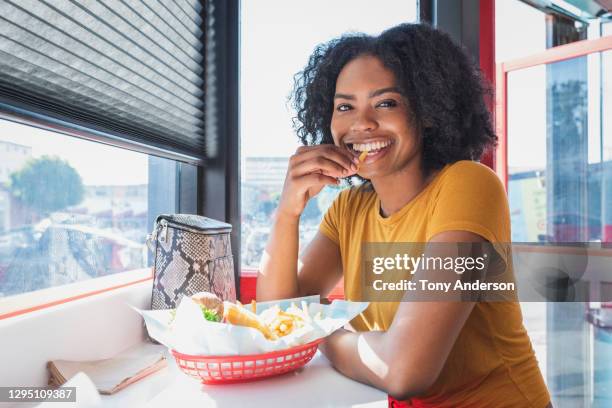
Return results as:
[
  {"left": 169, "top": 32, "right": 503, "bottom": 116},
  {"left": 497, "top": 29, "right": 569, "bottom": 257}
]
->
[{"left": 0, "top": 119, "right": 180, "bottom": 297}]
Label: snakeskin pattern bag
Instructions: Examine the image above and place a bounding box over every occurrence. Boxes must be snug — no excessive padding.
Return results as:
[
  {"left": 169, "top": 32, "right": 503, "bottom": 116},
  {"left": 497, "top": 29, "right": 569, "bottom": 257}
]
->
[{"left": 147, "top": 214, "right": 236, "bottom": 309}]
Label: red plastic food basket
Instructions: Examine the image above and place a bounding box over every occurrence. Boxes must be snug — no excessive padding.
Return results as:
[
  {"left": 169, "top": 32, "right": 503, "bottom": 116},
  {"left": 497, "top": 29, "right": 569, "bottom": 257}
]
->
[{"left": 171, "top": 338, "right": 323, "bottom": 384}]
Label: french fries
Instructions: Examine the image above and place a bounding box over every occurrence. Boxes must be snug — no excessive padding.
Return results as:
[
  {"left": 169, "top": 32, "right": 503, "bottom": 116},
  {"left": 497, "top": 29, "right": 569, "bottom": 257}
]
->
[
  {"left": 357, "top": 150, "right": 368, "bottom": 170},
  {"left": 358, "top": 150, "right": 368, "bottom": 163},
  {"left": 268, "top": 310, "right": 304, "bottom": 338}
]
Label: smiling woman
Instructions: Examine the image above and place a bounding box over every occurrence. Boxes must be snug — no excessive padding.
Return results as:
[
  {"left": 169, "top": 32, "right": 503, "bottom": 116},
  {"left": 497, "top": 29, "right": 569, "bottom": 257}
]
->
[
  {"left": 256, "top": 23, "right": 552, "bottom": 408},
  {"left": 239, "top": 0, "right": 417, "bottom": 271},
  {"left": 331, "top": 56, "right": 420, "bottom": 185}
]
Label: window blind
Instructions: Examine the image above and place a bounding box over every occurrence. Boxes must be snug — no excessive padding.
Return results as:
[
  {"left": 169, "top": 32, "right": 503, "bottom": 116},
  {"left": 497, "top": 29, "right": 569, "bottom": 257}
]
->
[{"left": 0, "top": 0, "right": 205, "bottom": 159}]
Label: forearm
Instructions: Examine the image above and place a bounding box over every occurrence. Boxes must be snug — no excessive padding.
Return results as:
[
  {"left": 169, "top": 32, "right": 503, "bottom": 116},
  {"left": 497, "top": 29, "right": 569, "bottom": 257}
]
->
[
  {"left": 321, "top": 329, "right": 427, "bottom": 400},
  {"left": 320, "top": 329, "right": 389, "bottom": 391},
  {"left": 256, "top": 211, "right": 301, "bottom": 301}
]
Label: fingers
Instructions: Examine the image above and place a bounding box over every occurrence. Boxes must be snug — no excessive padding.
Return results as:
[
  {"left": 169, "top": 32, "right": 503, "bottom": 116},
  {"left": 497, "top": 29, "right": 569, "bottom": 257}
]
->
[
  {"left": 291, "top": 156, "right": 351, "bottom": 178},
  {"left": 287, "top": 170, "right": 339, "bottom": 190},
  {"left": 278, "top": 145, "right": 353, "bottom": 218},
  {"left": 291, "top": 145, "right": 358, "bottom": 174},
  {"left": 301, "top": 172, "right": 340, "bottom": 187}
]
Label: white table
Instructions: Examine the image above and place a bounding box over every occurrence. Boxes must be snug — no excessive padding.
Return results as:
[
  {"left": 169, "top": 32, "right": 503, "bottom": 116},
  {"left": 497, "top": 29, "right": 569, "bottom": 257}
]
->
[{"left": 100, "top": 350, "right": 388, "bottom": 408}]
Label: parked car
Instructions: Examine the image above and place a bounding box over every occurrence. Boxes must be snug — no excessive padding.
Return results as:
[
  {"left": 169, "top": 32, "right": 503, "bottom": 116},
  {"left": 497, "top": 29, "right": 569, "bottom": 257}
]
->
[{"left": 0, "top": 222, "right": 146, "bottom": 297}]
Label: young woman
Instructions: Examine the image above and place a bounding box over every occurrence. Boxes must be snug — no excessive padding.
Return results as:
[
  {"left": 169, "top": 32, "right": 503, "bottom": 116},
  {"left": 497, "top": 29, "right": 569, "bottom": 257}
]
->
[{"left": 257, "top": 23, "right": 551, "bottom": 407}]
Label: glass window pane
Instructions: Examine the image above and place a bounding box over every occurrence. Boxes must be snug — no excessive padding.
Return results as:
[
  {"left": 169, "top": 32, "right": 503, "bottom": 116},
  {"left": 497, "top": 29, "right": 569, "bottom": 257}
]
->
[
  {"left": 0, "top": 119, "right": 178, "bottom": 297},
  {"left": 603, "top": 50, "right": 612, "bottom": 242},
  {"left": 239, "top": 0, "right": 417, "bottom": 269},
  {"left": 506, "top": 53, "right": 610, "bottom": 244},
  {"left": 602, "top": 20, "right": 612, "bottom": 37},
  {"left": 496, "top": 0, "right": 546, "bottom": 62},
  {"left": 507, "top": 65, "right": 548, "bottom": 242},
  {"left": 506, "top": 48, "right": 612, "bottom": 406}
]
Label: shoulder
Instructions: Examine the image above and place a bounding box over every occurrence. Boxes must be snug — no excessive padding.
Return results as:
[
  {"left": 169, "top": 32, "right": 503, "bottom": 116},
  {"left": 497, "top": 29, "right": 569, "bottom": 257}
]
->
[
  {"left": 442, "top": 160, "right": 500, "bottom": 181},
  {"left": 427, "top": 160, "right": 510, "bottom": 242},
  {"left": 436, "top": 160, "right": 505, "bottom": 196}
]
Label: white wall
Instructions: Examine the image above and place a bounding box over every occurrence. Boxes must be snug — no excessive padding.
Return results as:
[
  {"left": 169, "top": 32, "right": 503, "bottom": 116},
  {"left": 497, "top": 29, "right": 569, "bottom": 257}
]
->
[{"left": 0, "top": 280, "right": 152, "bottom": 388}]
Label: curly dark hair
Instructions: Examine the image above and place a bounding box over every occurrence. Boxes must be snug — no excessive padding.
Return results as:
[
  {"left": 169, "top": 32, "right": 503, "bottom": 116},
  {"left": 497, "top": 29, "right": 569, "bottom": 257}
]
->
[{"left": 290, "top": 23, "right": 496, "bottom": 174}]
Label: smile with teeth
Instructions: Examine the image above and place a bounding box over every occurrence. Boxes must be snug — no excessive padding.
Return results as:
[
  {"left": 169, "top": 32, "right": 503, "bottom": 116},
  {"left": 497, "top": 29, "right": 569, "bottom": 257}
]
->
[{"left": 351, "top": 140, "right": 393, "bottom": 155}]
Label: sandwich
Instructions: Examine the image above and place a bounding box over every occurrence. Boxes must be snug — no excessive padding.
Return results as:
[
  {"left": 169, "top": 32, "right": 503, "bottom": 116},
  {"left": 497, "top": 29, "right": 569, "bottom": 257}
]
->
[{"left": 191, "top": 291, "right": 223, "bottom": 322}]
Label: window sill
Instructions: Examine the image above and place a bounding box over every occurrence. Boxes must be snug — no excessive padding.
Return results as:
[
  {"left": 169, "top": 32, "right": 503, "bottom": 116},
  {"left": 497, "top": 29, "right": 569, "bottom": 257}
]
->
[{"left": 0, "top": 268, "right": 152, "bottom": 320}]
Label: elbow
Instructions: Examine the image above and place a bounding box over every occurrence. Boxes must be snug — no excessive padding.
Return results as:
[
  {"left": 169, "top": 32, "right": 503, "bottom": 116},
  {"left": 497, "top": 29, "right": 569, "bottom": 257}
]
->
[
  {"left": 386, "top": 381, "right": 430, "bottom": 402},
  {"left": 386, "top": 380, "right": 433, "bottom": 402},
  {"left": 384, "top": 366, "right": 438, "bottom": 401}
]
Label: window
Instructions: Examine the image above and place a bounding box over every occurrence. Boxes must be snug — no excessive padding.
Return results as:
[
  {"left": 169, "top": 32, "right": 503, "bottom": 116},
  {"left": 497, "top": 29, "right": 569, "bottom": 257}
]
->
[
  {"left": 239, "top": 0, "right": 418, "bottom": 270},
  {"left": 506, "top": 48, "right": 612, "bottom": 408},
  {"left": 496, "top": 0, "right": 547, "bottom": 62},
  {"left": 0, "top": 119, "right": 184, "bottom": 299},
  {"left": 0, "top": 0, "right": 207, "bottom": 313},
  {"left": 498, "top": 3, "right": 612, "bottom": 404}
]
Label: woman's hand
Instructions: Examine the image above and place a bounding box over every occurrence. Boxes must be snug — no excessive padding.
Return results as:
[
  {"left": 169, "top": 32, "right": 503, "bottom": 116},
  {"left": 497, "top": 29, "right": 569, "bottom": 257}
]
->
[
  {"left": 257, "top": 145, "right": 352, "bottom": 301},
  {"left": 278, "top": 144, "right": 358, "bottom": 218}
]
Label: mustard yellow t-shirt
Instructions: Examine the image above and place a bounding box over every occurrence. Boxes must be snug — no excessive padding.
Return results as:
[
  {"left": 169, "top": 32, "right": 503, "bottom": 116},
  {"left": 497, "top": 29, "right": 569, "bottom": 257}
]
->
[{"left": 319, "top": 160, "right": 550, "bottom": 407}]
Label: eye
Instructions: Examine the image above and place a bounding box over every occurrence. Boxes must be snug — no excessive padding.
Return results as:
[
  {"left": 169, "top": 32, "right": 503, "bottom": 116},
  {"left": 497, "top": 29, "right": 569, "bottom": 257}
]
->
[
  {"left": 336, "top": 103, "right": 352, "bottom": 112},
  {"left": 377, "top": 99, "right": 398, "bottom": 108}
]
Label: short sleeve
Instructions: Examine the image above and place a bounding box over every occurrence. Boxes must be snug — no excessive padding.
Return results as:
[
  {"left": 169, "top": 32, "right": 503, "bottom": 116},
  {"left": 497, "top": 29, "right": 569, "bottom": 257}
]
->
[
  {"left": 318, "top": 189, "right": 349, "bottom": 245},
  {"left": 426, "top": 161, "right": 510, "bottom": 244}
]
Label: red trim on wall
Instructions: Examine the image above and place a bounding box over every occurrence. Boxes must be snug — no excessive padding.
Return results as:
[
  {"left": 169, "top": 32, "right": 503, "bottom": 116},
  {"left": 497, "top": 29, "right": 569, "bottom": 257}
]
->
[
  {"left": 0, "top": 274, "right": 153, "bottom": 320},
  {"left": 239, "top": 269, "right": 345, "bottom": 303},
  {"left": 240, "top": 268, "right": 258, "bottom": 304},
  {"left": 479, "top": 0, "right": 495, "bottom": 82},
  {"left": 479, "top": 0, "right": 496, "bottom": 171}
]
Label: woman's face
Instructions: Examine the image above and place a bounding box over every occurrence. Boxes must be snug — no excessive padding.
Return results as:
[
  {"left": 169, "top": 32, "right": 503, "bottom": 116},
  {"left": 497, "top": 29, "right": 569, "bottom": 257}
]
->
[{"left": 330, "top": 55, "right": 421, "bottom": 180}]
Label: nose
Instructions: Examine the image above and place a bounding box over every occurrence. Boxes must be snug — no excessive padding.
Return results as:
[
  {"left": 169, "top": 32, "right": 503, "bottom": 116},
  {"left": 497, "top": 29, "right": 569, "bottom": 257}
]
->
[{"left": 349, "top": 108, "right": 378, "bottom": 133}]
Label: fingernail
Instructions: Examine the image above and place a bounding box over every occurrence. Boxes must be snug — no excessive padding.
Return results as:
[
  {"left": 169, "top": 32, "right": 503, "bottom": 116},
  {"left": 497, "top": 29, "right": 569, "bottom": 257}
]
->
[
  {"left": 343, "top": 169, "right": 348, "bottom": 175},
  {"left": 353, "top": 157, "right": 360, "bottom": 164},
  {"left": 351, "top": 164, "right": 357, "bottom": 171}
]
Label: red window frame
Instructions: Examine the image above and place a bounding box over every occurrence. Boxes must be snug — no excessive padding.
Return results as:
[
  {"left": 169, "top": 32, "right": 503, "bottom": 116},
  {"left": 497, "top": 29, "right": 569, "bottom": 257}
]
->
[{"left": 495, "top": 35, "right": 612, "bottom": 190}]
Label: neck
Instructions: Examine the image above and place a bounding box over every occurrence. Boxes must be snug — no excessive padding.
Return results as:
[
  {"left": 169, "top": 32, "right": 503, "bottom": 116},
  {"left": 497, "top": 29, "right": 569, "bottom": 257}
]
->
[{"left": 370, "top": 159, "right": 432, "bottom": 218}]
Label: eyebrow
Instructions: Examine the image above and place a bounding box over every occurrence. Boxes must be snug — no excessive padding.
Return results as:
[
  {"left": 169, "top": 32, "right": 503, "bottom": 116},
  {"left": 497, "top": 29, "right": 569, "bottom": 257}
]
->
[{"left": 334, "top": 87, "right": 402, "bottom": 100}]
